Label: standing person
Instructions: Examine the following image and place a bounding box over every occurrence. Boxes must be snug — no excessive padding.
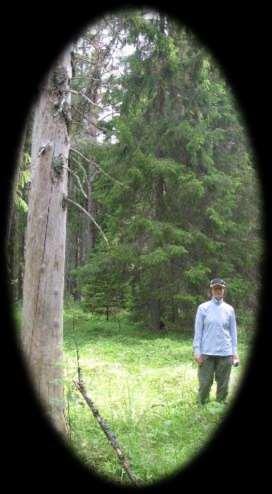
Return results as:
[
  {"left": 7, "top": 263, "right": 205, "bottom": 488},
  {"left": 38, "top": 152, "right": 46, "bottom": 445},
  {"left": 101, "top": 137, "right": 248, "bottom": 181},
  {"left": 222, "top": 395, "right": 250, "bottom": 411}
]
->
[{"left": 193, "top": 278, "right": 239, "bottom": 404}]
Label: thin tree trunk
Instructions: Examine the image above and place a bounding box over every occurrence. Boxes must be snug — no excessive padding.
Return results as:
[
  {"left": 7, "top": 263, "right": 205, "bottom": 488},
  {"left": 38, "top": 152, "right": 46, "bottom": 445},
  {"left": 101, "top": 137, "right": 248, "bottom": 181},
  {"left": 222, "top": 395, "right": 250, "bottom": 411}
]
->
[
  {"left": 149, "top": 31, "right": 167, "bottom": 330},
  {"left": 81, "top": 46, "right": 100, "bottom": 262},
  {"left": 18, "top": 226, "right": 25, "bottom": 300},
  {"left": 150, "top": 171, "right": 164, "bottom": 330},
  {"left": 7, "top": 208, "right": 15, "bottom": 277},
  {"left": 150, "top": 298, "right": 161, "bottom": 331},
  {"left": 6, "top": 126, "right": 27, "bottom": 301},
  {"left": 21, "top": 48, "right": 72, "bottom": 435},
  {"left": 73, "top": 233, "right": 82, "bottom": 301},
  {"left": 81, "top": 162, "right": 97, "bottom": 263},
  {"left": 6, "top": 125, "right": 27, "bottom": 245}
]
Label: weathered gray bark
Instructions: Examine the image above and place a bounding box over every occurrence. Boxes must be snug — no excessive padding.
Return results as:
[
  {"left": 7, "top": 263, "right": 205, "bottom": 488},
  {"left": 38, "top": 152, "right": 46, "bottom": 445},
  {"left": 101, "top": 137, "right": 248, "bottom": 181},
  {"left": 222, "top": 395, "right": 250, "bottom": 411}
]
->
[{"left": 21, "top": 48, "right": 72, "bottom": 435}]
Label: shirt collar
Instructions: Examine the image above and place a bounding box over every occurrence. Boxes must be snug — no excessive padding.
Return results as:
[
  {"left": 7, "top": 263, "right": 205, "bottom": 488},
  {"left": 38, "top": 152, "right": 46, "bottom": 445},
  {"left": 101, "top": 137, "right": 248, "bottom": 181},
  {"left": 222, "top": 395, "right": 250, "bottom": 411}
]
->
[{"left": 212, "top": 297, "right": 223, "bottom": 305}]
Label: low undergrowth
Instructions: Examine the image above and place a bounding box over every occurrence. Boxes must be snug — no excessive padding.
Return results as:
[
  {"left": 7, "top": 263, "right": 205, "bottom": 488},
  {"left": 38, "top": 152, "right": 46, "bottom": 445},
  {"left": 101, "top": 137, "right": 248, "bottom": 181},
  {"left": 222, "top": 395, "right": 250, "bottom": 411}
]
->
[{"left": 63, "top": 307, "right": 251, "bottom": 486}]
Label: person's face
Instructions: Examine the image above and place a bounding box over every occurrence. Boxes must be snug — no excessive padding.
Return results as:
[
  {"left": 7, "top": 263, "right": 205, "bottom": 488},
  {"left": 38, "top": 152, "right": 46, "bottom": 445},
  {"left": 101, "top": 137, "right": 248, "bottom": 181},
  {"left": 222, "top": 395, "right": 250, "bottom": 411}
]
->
[{"left": 211, "top": 285, "right": 225, "bottom": 299}]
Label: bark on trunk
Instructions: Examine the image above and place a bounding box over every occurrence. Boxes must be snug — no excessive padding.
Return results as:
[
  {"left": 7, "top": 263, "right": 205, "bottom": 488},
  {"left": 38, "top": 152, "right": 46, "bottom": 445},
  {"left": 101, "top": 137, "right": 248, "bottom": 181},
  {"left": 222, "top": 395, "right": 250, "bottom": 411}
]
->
[
  {"left": 21, "top": 48, "right": 72, "bottom": 435},
  {"left": 150, "top": 298, "right": 161, "bottom": 331},
  {"left": 149, "top": 161, "right": 165, "bottom": 330}
]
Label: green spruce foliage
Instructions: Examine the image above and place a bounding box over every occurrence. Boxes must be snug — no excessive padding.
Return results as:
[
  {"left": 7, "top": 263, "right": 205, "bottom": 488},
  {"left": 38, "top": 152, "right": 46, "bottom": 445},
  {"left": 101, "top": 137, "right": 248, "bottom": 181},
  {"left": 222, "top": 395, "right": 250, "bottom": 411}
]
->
[{"left": 73, "top": 11, "right": 262, "bottom": 331}]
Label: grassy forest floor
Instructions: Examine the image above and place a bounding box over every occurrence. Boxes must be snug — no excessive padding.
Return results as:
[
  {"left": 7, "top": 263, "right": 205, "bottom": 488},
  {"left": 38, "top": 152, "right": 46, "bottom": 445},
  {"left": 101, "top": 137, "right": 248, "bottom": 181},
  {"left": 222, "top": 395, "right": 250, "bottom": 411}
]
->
[{"left": 63, "top": 305, "right": 253, "bottom": 486}]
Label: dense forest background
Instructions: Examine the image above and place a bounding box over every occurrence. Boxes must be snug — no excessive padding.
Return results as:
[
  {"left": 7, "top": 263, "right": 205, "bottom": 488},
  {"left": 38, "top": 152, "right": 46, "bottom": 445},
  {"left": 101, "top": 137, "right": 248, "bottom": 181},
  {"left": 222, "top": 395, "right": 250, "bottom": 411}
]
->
[{"left": 8, "top": 10, "right": 262, "bottom": 331}]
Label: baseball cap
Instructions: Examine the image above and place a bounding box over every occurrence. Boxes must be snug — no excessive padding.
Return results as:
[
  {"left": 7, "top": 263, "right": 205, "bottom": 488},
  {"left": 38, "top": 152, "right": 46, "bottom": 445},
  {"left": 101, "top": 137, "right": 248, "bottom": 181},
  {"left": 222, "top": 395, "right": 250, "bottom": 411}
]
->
[{"left": 209, "top": 278, "right": 226, "bottom": 288}]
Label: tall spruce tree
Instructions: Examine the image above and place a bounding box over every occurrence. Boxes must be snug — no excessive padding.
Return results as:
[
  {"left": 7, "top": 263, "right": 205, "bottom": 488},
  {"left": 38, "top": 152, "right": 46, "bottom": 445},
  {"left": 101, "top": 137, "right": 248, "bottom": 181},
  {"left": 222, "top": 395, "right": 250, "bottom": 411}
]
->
[{"left": 77, "top": 10, "right": 261, "bottom": 331}]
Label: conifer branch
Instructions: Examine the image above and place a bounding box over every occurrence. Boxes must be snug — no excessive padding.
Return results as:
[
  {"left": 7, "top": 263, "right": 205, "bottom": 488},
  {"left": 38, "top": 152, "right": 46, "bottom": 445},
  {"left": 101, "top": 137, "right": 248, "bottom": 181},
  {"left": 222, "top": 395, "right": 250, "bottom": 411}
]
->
[
  {"left": 65, "top": 197, "right": 109, "bottom": 246},
  {"left": 63, "top": 166, "right": 88, "bottom": 199},
  {"left": 70, "top": 147, "right": 126, "bottom": 188},
  {"left": 70, "top": 89, "right": 103, "bottom": 109},
  {"left": 69, "top": 153, "right": 88, "bottom": 182}
]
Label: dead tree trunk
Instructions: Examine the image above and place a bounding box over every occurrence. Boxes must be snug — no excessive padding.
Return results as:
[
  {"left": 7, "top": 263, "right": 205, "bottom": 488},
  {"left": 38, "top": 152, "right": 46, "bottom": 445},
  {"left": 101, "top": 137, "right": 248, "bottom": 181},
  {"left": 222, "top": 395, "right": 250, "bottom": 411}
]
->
[
  {"left": 81, "top": 162, "right": 97, "bottom": 263},
  {"left": 21, "top": 48, "right": 72, "bottom": 435},
  {"left": 81, "top": 48, "right": 100, "bottom": 263}
]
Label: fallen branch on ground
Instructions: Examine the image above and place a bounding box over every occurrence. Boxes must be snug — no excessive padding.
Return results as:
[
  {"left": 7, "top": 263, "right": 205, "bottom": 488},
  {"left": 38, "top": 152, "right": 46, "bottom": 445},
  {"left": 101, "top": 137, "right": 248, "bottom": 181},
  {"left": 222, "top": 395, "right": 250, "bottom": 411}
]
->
[{"left": 73, "top": 344, "right": 140, "bottom": 486}]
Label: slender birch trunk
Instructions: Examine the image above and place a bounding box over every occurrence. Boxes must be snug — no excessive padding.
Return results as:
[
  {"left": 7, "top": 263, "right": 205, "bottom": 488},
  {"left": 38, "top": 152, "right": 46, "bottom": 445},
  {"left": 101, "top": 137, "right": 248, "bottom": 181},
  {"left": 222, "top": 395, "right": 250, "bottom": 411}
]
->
[{"left": 21, "top": 48, "right": 72, "bottom": 435}]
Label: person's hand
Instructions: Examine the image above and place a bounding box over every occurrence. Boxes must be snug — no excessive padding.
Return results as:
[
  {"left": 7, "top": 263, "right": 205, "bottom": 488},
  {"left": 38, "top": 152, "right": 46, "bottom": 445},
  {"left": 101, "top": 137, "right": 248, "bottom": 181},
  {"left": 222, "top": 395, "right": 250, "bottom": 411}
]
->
[
  {"left": 232, "top": 355, "right": 240, "bottom": 366},
  {"left": 195, "top": 355, "right": 204, "bottom": 365}
]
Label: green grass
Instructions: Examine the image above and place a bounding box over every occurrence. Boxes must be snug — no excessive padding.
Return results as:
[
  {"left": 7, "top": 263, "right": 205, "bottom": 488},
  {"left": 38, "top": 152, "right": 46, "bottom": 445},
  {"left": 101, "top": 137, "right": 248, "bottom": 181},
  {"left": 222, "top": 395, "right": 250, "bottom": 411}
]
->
[{"left": 63, "top": 307, "right": 251, "bottom": 487}]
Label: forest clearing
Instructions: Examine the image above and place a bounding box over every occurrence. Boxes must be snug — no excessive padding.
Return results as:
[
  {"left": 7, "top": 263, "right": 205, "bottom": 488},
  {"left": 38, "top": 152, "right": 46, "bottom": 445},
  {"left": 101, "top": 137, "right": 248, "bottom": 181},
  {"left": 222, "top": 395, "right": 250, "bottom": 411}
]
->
[
  {"left": 8, "top": 7, "right": 261, "bottom": 488},
  {"left": 58, "top": 307, "right": 251, "bottom": 484},
  {"left": 14, "top": 303, "right": 252, "bottom": 485}
]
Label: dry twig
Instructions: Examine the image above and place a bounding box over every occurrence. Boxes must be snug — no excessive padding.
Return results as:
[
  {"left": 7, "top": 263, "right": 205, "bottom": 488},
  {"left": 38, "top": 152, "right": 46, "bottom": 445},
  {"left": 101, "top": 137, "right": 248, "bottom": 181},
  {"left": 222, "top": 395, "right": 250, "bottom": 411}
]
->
[
  {"left": 73, "top": 341, "right": 140, "bottom": 486},
  {"left": 70, "top": 147, "right": 126, "bottom": 188},
  {"left": 65, "top": 197, "right": 109, "bottom": 246}
]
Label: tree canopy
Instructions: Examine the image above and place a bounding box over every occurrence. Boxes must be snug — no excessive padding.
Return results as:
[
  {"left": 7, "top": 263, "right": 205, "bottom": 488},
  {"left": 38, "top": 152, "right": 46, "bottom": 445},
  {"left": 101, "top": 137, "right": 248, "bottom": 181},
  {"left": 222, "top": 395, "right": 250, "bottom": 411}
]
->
[{"left": 9, "top": 9, "right": 262, "bottom": 331}]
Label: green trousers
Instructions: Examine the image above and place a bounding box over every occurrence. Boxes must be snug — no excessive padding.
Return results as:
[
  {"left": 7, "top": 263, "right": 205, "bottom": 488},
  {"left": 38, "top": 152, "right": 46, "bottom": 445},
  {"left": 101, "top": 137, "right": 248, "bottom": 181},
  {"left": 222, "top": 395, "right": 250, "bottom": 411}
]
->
[{"left": 197, "top": 355, "right": 232, "bottom": 404}]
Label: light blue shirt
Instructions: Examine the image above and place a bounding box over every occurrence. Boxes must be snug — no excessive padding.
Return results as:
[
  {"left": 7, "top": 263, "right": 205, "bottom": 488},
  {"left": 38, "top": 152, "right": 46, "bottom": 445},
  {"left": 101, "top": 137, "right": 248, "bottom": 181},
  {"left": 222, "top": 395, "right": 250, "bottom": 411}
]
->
[{"left": 193, "top": 297, "right": 238, "bottom": 357}]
